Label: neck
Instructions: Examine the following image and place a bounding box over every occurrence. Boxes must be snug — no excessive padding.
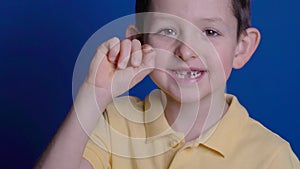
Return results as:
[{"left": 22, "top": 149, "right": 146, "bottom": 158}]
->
[{"left": 164, "top": 89, "right": 228, "bottom": 142}]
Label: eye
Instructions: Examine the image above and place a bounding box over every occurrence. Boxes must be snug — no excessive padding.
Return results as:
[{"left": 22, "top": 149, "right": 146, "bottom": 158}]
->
[
  {"left": 203, "top": 28, "right": 220, "bottom": 37},
  {"left": 157, "top": 28, "right": 177, "bottom": 36}
]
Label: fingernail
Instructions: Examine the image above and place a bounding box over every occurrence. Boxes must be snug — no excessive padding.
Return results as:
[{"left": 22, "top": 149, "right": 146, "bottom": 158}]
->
[
  {"left": 118, "top": 61, "right": 125, "bottom": 69},
  {"left": 109, "top": 55, "right": 115, "bottom": 62},
  {"left": 143, "top": 45, "right": 153, "bottom": 53}
]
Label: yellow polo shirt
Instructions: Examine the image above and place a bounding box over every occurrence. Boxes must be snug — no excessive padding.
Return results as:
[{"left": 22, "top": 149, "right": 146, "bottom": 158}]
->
[{"left": 83, "top": 90, "right": 299, "bottom": 169}]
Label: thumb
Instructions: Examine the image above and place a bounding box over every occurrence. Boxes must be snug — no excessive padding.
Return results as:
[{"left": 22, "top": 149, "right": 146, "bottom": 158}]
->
[{"left": 141, "top": 44, "right": 156, "bottom": 68}]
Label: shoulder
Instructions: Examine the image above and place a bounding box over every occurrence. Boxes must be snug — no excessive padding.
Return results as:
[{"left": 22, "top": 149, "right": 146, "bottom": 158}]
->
[
  {"left": 241, "top": 115, "right": 290, "bottom": 155},
  {"left": 106, "top": 95, "right": 145, "bottom": 121},
  {"left": 243, "top": 118, "right": 300, "bottom": 168},
  {"left": 244, "top": 116, "right": 287, "bottom": 146},
  {"left": 106, "top": 89, "right": 165, "bottom": 121},
  {"left": 226, "top": 94, "right": 288, "bottom": 148},
  {"left": 229, "top": 95, "right": 299, "bottom": 167}
]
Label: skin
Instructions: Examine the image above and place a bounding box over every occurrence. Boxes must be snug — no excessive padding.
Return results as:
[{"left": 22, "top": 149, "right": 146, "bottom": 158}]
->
[
  {"left": 36, "top": 0, "right": 260, "bottom": 168},
  {"left": 129, "top": 0, "right": 260, "bottom": 140}
]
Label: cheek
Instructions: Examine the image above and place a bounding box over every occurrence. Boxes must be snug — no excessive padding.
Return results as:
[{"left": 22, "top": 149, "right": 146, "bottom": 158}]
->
[
  {"left": 149, "top": 70, "right": 174, "bottom": 93},
  {"left": 214, "top": 45, "right": 236, "bottom": 79},
  {"left": 146, "top": 37, "right": 178, "bottom": 68},
  {"left": 221, "top": 54, "right": 234, "bottom": 78}
]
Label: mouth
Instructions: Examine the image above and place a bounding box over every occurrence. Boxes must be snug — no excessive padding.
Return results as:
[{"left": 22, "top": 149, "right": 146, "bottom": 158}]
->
[
  {"left": 170, "top": 69, "right": 207, "bottom": 83},
  {"left": 172, "top": 70, "right": 202, "bottom": 79}
]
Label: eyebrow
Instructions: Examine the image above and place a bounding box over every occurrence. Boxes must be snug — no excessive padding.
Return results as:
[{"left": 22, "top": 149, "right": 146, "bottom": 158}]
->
[
  {"left": 197, "top": 17, "right": 230, "bottom": 31},
  {"left": 200, "top": 17, "right": 225, "bottom": 23}
]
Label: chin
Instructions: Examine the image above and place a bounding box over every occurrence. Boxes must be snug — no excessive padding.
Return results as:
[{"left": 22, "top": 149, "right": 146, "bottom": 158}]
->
[{"left": 160, "top": 86, "right": 209, "bottom": 104}]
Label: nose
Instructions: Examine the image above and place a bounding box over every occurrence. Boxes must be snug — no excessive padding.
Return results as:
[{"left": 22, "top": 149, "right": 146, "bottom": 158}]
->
[{"left": 175, "top": 42, "right": 197, "bottom": 61}]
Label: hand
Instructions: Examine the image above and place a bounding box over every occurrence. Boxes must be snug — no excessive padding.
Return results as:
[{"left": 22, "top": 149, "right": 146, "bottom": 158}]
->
[{"left": 86, "top": 37, "right": 155, "bottom": 99}]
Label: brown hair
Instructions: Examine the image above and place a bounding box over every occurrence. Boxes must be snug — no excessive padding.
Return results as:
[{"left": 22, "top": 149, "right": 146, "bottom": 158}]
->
[{"left": 135, "top": 0, "right": 251, "bottom": 38}]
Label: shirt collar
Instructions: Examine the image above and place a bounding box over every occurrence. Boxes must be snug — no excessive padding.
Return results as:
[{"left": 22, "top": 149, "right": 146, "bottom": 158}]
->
[
  {"left": 203, "top": 94, "right": 249, "bottom": 157},
  {"left": 144, "top": 90, "right": 177, "bottom": 140},
  {"left": 144, "top": 91, "right": 249, "bottom": 158}
]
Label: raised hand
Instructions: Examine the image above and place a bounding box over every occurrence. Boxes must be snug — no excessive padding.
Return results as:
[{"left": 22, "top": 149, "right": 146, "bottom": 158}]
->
[{"left": 86, "top": 37, "right": 156, "bottom": 100}]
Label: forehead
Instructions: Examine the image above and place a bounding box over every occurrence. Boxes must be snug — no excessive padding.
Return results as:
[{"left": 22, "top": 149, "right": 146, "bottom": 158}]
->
[{"left": 150, "top": 0, "right": 234, "bottom": 23}]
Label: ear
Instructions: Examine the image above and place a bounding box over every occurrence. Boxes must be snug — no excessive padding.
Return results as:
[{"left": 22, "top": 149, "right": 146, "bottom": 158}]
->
[
  {"left": 125, "top": 24, "right": 140, "bottom": 39},
  {"left": 233, "top": 28, "right": 261, "bottom": 69}
]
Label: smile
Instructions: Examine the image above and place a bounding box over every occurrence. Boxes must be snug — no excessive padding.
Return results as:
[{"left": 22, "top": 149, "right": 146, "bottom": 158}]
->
[{"left": 172, "top": 70, "right": 202, "bottom": 79}]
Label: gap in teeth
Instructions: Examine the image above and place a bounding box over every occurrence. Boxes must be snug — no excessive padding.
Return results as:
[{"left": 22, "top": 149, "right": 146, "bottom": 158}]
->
[{"left": 173, "top": 71, "right": 202, "bottom": 78}]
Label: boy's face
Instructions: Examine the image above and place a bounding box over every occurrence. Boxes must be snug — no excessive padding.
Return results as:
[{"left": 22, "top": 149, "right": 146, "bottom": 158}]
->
[{"left": 144, "top": 0, "right": 240, "bottom": 102}]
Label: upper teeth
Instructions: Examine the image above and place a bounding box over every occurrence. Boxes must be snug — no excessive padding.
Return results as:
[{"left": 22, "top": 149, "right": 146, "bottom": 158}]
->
[{"left": 173, "top": 71, "right": 202, "bottom": 79}]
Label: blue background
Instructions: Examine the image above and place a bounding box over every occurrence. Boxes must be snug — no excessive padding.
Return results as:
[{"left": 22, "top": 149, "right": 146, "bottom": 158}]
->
[{"left": 1, "top": 0, "right": 299, "bottom": 168}]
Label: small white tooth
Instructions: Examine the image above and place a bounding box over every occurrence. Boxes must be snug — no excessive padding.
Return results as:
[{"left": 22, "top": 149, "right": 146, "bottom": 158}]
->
[
  {"left": 179, "top": 71, "right": 187, "bottom": 76},
  {"left": 174, "top": 71, "right": 186, "bottom": 78},
  {"left": 178, "top": 74, "right": 185, "bottom": 78},
  {"left": 173, "top": 70, "right": 202, "bottom": 79},
  {"left": 191, "top": 73, "right": 196, "bottom": 78},
  {"left": 190, "top": 71, "right": 202, "bottom": 78}
]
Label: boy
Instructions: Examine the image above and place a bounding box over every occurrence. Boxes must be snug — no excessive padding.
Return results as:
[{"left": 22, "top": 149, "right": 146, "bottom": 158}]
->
[{"left": 36, "top": 0, "right": 299, "bottom": 168}]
